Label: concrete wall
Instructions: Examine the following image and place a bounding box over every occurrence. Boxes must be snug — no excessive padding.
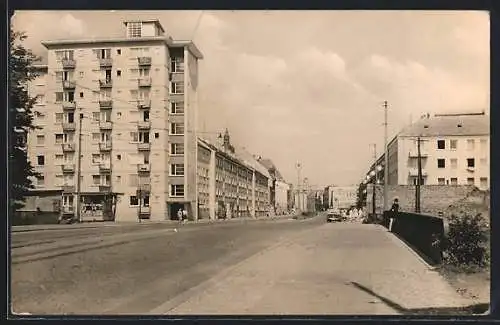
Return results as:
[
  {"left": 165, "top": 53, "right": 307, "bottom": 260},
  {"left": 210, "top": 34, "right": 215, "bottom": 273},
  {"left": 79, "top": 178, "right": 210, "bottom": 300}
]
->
[{"left": 366, "top": 184, "right": 478, "bottom": 216}]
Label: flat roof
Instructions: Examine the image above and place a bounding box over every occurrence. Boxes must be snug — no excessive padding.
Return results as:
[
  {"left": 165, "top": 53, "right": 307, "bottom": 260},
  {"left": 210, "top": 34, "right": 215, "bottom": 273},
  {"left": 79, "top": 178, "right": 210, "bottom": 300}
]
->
[
  {"left": 398, "top": 113, "right": 489, "bottom": 137},
  {"left": 123, "top": 19, "right": 165, "bottom": 33}
]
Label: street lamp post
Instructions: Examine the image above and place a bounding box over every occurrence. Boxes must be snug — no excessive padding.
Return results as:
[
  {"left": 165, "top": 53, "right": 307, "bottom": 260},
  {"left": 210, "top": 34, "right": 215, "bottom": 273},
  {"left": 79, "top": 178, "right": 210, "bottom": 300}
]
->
[{"left": 296, "top": 162, "right": 302, "bottom": 211}]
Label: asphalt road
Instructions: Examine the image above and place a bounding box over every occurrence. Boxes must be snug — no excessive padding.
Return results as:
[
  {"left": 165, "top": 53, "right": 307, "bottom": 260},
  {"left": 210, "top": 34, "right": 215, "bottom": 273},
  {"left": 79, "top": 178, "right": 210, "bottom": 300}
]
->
[{"left": 11, "top": 215, "right": 323, "bottom": 315}]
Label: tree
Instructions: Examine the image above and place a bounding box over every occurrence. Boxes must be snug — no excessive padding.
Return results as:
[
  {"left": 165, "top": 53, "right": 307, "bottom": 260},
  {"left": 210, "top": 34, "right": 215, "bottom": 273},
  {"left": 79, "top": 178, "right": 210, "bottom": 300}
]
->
[
  {"left": 9, "top": 27, "right": 41, "bottom": 210},
  {"left": 355, "top": 182, "right": 367, "bottom": 209}
]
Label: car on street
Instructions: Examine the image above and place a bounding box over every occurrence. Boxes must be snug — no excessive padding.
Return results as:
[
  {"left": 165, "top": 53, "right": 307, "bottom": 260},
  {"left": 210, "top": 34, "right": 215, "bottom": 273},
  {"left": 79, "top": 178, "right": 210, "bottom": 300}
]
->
[{"left": 326, "top": 208, "right": 344, "bottom": 223}]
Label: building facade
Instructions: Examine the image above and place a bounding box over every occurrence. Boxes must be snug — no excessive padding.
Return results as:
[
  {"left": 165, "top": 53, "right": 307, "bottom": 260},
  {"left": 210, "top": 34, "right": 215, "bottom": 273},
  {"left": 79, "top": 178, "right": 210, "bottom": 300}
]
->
[
  {"left": 364, "top": 112, "right": 490, "bottom": 191},
  {"left": 257, "top": 158, "right": 290, "bottom": 215},
  {"left": 325, "top": 186, "right": 357, "bottom": 210},
  {"left": 26, "top": 19, "right": 203, "bottom": 222}
]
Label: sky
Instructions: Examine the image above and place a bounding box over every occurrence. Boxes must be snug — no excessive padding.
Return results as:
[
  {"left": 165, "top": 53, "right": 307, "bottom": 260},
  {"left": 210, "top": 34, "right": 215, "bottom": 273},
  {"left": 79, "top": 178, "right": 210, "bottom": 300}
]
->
[{"left": 11, "top": 10, "right": 490, "bottom": 188}]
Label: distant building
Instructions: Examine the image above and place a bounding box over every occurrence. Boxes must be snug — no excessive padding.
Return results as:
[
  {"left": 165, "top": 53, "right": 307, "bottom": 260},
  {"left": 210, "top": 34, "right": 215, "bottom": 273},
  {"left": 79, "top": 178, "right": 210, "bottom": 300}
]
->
[
  {"left": 364, "top": 112, "right": 490, "bottom": 190},
  {"left": 257, "top": 158, "right": 290, "bottom": 214},
  {"left": 324, "top": 186, "right": 357, "bottom": 210}
]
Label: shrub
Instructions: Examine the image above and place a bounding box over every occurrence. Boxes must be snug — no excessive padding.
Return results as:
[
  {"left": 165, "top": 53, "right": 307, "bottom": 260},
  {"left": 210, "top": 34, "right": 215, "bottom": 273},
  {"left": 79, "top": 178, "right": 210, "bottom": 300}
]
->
[{"left": 443, "top": 212, "right": 489, "bottom": 268}]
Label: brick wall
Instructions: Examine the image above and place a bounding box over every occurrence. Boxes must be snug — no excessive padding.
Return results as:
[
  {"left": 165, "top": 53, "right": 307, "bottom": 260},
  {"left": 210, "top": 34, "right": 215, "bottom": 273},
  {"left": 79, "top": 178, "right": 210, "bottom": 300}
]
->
[{"left": 366, "top": 184, "right": 479, "bottom": 217}]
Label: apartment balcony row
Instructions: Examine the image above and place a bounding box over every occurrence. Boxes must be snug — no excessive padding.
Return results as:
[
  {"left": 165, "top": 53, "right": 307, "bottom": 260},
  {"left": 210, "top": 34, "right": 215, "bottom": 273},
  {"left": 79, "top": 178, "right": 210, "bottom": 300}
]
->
[
  {"left": 99, "top": 58, "right": 113, "bottom": 68},
  {"left": 138, "top": 163, "right": 150, "bottom": 173},
  {"left": 99, "top": 79, "right": 113, "bottom": 88},
  {"left": 62, "top": 143, "right": 76, "bottom": 152},
  {"left": 99, "top": 99, "right": 113, "bottom": 109},
  {"left": 137, "top": 120, "right": 151, "bottom": 130},
  {"left": 137, "top": 99, "right": 151, "bottom": 109},
  {"left": 408, "top": 168, "right": 428, "bottom": 177},
  {"left": 62, "top": 122, "right": 76, "bottom": 131},
  {"left": 138, "top": 56, "right": 151, "bottom": 66},
  {"left": 99, "top": 141, "right": 112, "bottom": 151},
  {"left": 99, "top": 162, "right": 111, "bottom": 173},
  {"left": 62, "top": 101, "right": 76, "bottom": 111},
  {"left": 138, "top": 77, "right": 152, "bottom": 88},
  {"left": 99, "top": 121, "right": 113, "bottom": 130},
  {"left": 138, "top": 142, "right": 151, "bottom": 151},
  {"left": 62, "top": 163, "right": 75, "bottom": 173}
]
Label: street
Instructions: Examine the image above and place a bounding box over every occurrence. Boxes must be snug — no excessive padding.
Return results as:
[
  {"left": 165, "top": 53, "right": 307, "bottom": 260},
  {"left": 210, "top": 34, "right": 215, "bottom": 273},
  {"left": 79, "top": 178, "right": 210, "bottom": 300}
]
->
[{"left": 11, "top": 214, "right": 471, "bottom": 315}]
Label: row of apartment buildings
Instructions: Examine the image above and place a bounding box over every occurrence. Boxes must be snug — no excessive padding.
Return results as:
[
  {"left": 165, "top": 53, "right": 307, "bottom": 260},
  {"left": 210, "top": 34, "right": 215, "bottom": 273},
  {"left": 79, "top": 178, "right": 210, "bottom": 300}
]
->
[
  {"left": 19, "top": 19, "right": 290, "bottom": 222},
  {"left": 362, "top": 112, "right": 490, "bottom": 190}
]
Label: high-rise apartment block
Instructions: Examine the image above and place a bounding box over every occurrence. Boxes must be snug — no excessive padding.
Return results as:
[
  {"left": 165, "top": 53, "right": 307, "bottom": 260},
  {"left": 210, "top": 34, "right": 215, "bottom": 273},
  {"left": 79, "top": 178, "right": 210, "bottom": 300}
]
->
[{"left": 26, "top": 19, "right": 205, "bottom": 221}]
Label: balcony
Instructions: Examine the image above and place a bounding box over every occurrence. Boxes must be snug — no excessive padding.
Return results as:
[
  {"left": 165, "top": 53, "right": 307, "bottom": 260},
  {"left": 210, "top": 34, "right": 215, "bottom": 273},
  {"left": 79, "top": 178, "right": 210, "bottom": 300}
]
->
[
  {"left": 99, "top": 141, "right": 112, "bottom": 151},
  {"left": 62, "top": 185, "right": 75, "bottom": 193},
  {"left": 99, "top": 184, "right": 112, "bottom": 193},
  {"left": 137, "top": 142, "right": 151, "bottom": 151},
  {"left": 138, "top": 57, "right": 152, "bottom": 66},
  {"left": 61, "top": 59, "right": 76, "bottom": 69},
  {"left": 139, "top": 206, "right": 151, "bottom": 216},
  {"left": 99, "top": 58, "right": 113, "bottom": 68},
  {"left": 99, "top": 162, "right": 111, "bottom": 173},
  {"left": 408, "top": 150, "right": 428, "bottom": 158},
  {"left": 138, "top": 163, "right": 150, "bottom": 173},
  {"left": 62, "top": 205, "right": 74, "bottom": 214},
  {"left": 138, "top": 77, "right": 152, "bottom": 87},
  {"left": 62, "top": 163, "right": 76, "bottom": 173},
  {"left": 62, "top": 143, "right": 76, "bottom": 152},
  {"left": 137, "top": 99, "right": 151, "bottom": 109},
  {"left": 62, "top": 122, "right": 76, "bottom": 131},
  {"left": 408, "top": 168, "right": 428, "bottom": 177},
  {"left": 99, "top": 79, "right": 113, "bottom": 88},
  {"left": 138, "top": 183, "right": 151, "bottom": 192},
  {"left": 137, "top": 120, "right": 151, "bottom": 130},
  {"left": 62, "top": 80, "right": 76, "bottom": 89},
  {"left": 62, "top": 101, "right": 76, "bottom": 111},
  {"left": 99, "top": 121, "right": 113, "bottom": 130},
  {"left": 99, "top": 100, "right": 113, "bottom": 109}
]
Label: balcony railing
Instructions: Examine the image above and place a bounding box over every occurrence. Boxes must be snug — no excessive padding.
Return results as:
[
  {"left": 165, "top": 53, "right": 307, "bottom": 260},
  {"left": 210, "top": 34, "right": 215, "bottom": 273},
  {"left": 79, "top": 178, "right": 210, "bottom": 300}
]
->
[
  {"left": 138, "top": 163, "right": 150, "bottom": 173},
  {"left": 137, "top": 142, "right": 151, "bottom": 151},
  {"left": 62, "top": 185, "right": 75, "bottom": 193},
  {"left": 99, "top": 184, "right": 112, "bottom": 193},
  {"left": 62, "top": 143, "right": 76, "bottom": 152},
  {"left": 62, "top": 101, "right": 76, "bottom": 110},
  {"left": 61, "top": 59, "right": 76, "bottom": 69},
  {"left": 62, "top": 205, "right": 74, "bottom": 214},
  {"left": 137, "top": 99, "right": 151, "bottom": 109},
  {"left": 99, "top": 162, "right": 111, "bottom": 172},
  {"left": 99, "top": 79, "right": 113, "bottom": 88},
  {"left": 99, "top": 141, "right": 112, "bottom": 151},
  {"left": 138, "top": 77, "right": 152, "bottom": 87},
  {"left": 99, "top": 100, "right": 113, "bottom": 109},
  {"left": 62, "top": 80, "right": 76, "bottom": 89},
  {"left": 99, "top": 121, "right": 113, "bottom": 130},
  {"left": 62, "top": 122, "right": 76, "bottom": 131},
  {"left": 99, "top": 58, "right": 113, "bottom": 67},
  {"left": 138, "top": 183, "right": 151, "bottom": 192},
  {"left": 137, "top": 120, "right": 151, "bottom": 130},
  {"left": 408, "top": 168, "right": 428, "bottom": 177},
  {"left": 62, "top": 163, "right": 76, "bottom": 173},
  {"left": 408, "top": 150, "right": 429, "bottom": 158},
  {"left": 138, "top": 57, "right": 152, "bottom": 66}
]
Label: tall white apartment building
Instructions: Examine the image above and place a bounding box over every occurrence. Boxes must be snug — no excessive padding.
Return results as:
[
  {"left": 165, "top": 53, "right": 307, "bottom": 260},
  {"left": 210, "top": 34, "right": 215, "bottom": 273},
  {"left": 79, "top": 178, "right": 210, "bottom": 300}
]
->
[{"left": 26, "top": 19, "right": 203, "bottom": 222}]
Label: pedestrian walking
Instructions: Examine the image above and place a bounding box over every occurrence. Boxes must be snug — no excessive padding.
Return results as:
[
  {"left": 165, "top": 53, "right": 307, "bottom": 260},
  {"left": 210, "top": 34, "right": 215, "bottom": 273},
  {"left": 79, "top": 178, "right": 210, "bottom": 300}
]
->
[
  {"left": 182, "top": 208, "right": 188, "bottom": 224},
  {"left": 177, "top": 208, "right": 183, "bottom": 226},
  {"left": 389, "top": 198, "right": 399, "bottom": 232}
]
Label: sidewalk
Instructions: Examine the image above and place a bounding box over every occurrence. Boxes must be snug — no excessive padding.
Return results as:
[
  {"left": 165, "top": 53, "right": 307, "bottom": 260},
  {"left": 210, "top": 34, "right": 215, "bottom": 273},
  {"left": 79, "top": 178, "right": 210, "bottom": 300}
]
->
[
  {"left": 11, "top": 213, "right": 298, "bottom": 233},
  {"left": 153, "top": 223, "right": 471, "bottom": 315}
]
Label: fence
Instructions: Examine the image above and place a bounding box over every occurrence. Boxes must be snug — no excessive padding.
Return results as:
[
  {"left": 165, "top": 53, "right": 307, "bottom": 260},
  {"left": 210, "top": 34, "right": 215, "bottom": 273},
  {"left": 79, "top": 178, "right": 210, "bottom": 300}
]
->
[{"left": 383, "top": 211, "right": 444, "bottom": 265}]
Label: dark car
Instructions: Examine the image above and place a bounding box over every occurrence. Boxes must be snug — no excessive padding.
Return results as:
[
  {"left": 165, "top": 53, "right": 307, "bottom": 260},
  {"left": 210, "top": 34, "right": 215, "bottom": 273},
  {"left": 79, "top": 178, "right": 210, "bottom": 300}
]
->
[{"left": 326, "top": 208, "right": 342, "bottom": 223}]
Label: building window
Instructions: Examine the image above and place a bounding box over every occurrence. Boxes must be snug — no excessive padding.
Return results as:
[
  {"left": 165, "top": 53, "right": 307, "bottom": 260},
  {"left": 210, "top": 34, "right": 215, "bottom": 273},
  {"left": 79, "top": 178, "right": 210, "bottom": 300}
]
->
[
  {"left": 154, "top": 132, "right": 159, "bottom": 139},
  {"left": 130, "top": 132, "right": 139, "bottom": 142},
  {"left": 437, "top": 178, "right": 445, "bottom": 185},
  {"left": 450, "top": 158, "right": 458, "bottom": 169},
  {"left": 79, "top": 71, "right": 84, "bottom": 78},
  {"left": 170, "top": 123, "right": 184, "bottom": 135},
  {"left": 437, "top": 140, "right": 445, "bottom": 149},
  {"left": 130, "top": 195, "right": 139, "bottom": 206},
  {"left": 467, "top": 139, "right": 475, "bottom": 151},
  {"left": 170, "top": 81, "right": 184, "bottom": 94},
  {"left": 117, "top": 154, "right": 122, "bottom": 160},
  {"left": 37, "top": 155, "right": 45, "bottom": 166},
  {"left": 92, "top": 154, "right": 101, "bottom": 164},
  {"left": 36, "top": 176, "right": 45, "bottom": 186},
  {"left": 92, "top": 175, "right": 101, "bottom": 185},
  {"left": 171, "top": 57, "right": 185, "bottom": 73},
  {"left": 171, "top": 184, "right": 184, "bottom": 197},
  {"left": 480, "top": 177, "right": 488, "bottom": 188},
  {"left": 450, "top": 177, "right": 458, "bottom": 185},
  {"left": 170, "top": 101, "right": 184, "bottom": 114},
  {"left": 467, "top": 177, "right": 475, "bottom": 186},
  {"left": 117, "top": 49, "right": 122, "bottom": 55},
  {"left": 171, "top": 143, "right": 184, "bottom": 155},
  {"left": 437, "top": 158, "right": 445, "bottom": 168},
  {"left": 117, "top": 70, "right": 121, "bottom": 77},
  {"left": 450, "top": 139, "right": 457, "bottom": 150},
  {"left": 127, "top": 22, "right": 142, "bottom": 38},
  {"left": 467, "top": 158, "right": 475, "bottom": 168},
  {"left": 171, "top": 164, "right": 185, "bottom": 176},
  {"left": 36, "top": 135, "right": 45, "bottom": 145}
]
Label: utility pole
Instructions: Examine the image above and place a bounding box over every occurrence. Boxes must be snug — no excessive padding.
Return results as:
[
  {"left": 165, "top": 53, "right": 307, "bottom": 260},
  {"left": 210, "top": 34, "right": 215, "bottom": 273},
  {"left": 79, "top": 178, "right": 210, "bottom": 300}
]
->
[
  {"left": 76, "top": 112, "right": 84, "bottom": 223},
  {"left": 296, "top": 162, "right": 302, "bottom": 211},
  {"left": 371, "top": 144, "right": 377, "bottom": 217},
  {"left": 383, "top": 100, "right": 389, "bottom": 212},
  {"left": 415, "top": 136, "right": 422, "bottom": 213}
]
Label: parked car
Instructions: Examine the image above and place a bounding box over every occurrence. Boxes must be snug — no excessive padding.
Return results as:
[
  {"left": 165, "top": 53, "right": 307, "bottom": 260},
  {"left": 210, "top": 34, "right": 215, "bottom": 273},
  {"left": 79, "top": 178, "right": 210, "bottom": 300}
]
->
[{"left": 326, "top": 208, "right": 343, "bottom": 223}]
